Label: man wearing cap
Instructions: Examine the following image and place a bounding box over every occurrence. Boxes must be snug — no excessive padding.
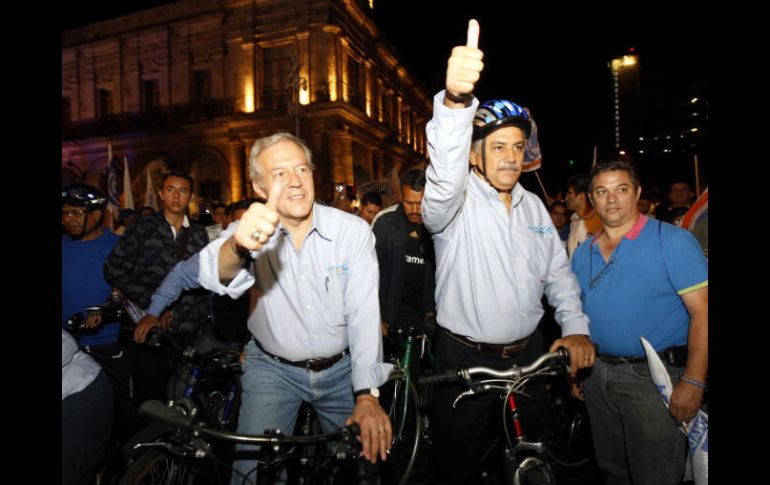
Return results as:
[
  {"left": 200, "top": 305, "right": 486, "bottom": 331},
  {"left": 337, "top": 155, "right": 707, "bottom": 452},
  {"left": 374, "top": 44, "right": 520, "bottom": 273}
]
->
[{"left": 422, "top": 20, "right": 595, "bottom": 483}]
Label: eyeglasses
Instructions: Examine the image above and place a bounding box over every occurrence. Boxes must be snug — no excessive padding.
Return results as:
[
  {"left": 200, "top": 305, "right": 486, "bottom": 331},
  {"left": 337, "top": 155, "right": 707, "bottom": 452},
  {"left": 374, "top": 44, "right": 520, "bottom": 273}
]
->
[
  {"left": 588, "top": 245, "right": 620, "bottom": 289},
  {"left": 62, "top": 208, "right": 87, "bottom": 218}
]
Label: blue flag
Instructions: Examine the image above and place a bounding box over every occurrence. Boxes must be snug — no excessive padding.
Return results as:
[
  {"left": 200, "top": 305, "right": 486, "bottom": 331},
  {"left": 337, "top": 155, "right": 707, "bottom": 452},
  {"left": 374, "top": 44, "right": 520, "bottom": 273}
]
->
[{"left": 523, "top": 107, "right": 542, "bottom": 172}]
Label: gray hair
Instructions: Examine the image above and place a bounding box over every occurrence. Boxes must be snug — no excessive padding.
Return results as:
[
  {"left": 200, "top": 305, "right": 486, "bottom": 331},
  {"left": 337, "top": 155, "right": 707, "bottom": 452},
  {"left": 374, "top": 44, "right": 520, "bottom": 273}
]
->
[{"left": 248, "top": 132, "right": 315, "bottom": 184}]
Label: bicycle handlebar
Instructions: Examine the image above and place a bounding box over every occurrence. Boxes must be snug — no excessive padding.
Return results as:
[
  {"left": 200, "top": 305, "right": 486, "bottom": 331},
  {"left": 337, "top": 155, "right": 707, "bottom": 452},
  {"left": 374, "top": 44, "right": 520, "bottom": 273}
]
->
[
  {"left": 418, "top": 347, "right": 570, "bottom": 407},
  {"left": 138, "top": 400, "right": 360, "bottom": 445},
  {"left": 461, "top": 347, "right": 569, "bottom": 380}
]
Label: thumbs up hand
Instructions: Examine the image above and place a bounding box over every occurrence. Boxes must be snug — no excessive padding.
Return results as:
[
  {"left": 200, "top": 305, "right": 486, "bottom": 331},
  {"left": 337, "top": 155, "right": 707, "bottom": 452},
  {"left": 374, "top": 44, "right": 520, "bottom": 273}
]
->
[{"left": 445, "top": 19, "right": 484, "bottom": 107}]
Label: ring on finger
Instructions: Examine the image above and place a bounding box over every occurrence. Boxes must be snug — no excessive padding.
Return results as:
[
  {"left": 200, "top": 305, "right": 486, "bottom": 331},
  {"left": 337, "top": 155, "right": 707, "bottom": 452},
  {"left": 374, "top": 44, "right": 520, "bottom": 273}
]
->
[{"left": 251, "top": 229, "right": 263, "bottom": 241}]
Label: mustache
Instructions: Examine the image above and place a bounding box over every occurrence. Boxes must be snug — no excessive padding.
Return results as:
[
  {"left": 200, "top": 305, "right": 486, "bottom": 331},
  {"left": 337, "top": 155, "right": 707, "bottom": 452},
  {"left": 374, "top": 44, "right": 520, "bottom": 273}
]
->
[{"left": 497, "top": 161, "right": 520, "bottom": 171}]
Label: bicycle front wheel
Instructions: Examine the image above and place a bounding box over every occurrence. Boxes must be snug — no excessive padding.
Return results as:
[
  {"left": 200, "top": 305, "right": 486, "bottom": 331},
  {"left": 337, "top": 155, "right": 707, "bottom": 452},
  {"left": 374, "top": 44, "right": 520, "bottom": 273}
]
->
[
  {"left": 380, "top": 372, "right": 422, "bottom": 485},
  {"left": 118, "top": 449, "right": 218, "bottom": 485}
]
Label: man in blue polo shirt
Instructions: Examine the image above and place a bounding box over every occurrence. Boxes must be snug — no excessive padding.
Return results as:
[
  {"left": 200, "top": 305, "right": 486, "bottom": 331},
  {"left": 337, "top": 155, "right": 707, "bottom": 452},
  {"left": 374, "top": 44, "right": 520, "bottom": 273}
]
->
[
  {"left": 571, "top": 161, "right": 708, "bottom": 485},
  {"left": 62, "top": 183, "right": 133, "bottom": 441}
]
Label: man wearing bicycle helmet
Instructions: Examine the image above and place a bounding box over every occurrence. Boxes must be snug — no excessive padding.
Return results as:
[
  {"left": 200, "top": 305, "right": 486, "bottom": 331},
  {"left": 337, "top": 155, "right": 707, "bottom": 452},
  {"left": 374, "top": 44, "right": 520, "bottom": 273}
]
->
[
  {"left": 62, "top": 183, "right": 133, "bottom": 441},
  {"left": 422, "top": 20, "right": 595, "bottom": 483}
]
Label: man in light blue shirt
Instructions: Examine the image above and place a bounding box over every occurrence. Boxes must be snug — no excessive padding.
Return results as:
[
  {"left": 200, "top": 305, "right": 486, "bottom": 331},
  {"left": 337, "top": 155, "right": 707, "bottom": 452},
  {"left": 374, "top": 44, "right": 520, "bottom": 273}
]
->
[
  {"left": 62, "top": 329, "right": 113, "bottom": 485},
  {"left": 422, "top": 19, "right": 595, "bottom": 483},
  {"left": 198, "top": 132, "right": 392, "bottom": 483}
]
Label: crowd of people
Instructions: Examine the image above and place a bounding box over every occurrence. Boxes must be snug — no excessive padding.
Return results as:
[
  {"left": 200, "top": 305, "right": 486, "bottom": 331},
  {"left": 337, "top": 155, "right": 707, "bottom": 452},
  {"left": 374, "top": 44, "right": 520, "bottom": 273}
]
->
[{"left": 63, "top": 18, "right": 707, "bottom": 485}]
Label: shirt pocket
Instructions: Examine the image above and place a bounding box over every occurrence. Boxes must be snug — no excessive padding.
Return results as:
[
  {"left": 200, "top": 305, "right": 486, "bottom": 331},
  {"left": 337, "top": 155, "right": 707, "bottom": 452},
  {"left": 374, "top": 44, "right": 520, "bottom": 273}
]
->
[
  {"left": 319, "top": 271, "right": 347, "bottom": 327},
  {"left": 510, "top": 226, "right": 549, "bottom": 290}
]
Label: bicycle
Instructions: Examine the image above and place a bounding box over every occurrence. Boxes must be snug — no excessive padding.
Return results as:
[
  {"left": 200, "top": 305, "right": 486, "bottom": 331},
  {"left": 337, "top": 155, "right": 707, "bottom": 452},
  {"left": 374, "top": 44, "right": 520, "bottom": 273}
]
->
[
  {"left": 125, "top": 399, "right": 365, "bottom": 485},
  {"left": 119, "top": 328, "right": 242, "bottom": 485},
  {"left": 419, "top": 347, "right": 592, "bottom": 485},
  {"left": 380, "top": 325, "right": 435, "bottom": 485}
]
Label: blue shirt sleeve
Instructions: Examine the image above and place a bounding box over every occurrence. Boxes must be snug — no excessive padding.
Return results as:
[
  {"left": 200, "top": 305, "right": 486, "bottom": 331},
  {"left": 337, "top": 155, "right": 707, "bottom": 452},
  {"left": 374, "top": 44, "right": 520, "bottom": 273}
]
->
[
  {"left": 660, "top": 223, "right": 708, "bottom": 294},
  {"left": 147, "top": 253, "right": 202, "bottom": 316}
]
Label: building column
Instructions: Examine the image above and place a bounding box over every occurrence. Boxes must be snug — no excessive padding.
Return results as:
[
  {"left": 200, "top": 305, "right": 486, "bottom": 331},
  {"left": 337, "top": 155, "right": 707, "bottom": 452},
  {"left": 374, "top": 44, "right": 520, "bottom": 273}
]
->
[
  {"left": 322, "top": 25, "right": 341, "bottom": 102},
  {"left": 328, "top": 129, "right": 353, "bottom": 185},
  {"left": 373, "top": 149, "right": 385, "bottom": 179},
  {"left": 227, "top": 137, "right": 246, "bottom": 202}
]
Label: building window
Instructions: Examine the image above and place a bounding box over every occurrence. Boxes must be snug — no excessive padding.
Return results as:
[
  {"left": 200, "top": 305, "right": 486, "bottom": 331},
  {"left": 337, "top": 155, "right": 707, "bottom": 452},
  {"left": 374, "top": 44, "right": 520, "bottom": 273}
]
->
[
  {"left": 98, "top": 88, "right": 114, "bottom": 118},
  {"left": 382, "top": 90, "right": 393, "bottom": 128},
  {"left": 142, "top": 79, "right": 160, "bottom": 112},
  {"left": 62, "top": 97, "right": 71, "bottom": 127},
  {"left": 263, "top": 45, "right": 292, "bottom": 110},
  {"left": 347, "top": 57, "right": 364, "bottom": 110},
  {"left": 193, "top": 70, "right": 212, "bottom": 105}
]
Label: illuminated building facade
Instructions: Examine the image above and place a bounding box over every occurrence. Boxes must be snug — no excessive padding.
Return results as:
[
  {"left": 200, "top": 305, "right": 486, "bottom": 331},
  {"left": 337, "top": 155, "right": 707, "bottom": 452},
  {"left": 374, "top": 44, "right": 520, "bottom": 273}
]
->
[
  {"left": 62, "top": 0, "right": 431, "bottom": 206},
  {"left": 609, "top": 51, "right": 707, "bottom": 188}
]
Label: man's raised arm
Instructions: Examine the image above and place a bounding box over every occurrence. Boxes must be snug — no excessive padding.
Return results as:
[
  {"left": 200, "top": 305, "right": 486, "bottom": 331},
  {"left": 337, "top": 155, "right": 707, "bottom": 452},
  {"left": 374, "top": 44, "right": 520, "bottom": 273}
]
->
[{"left": 423, "top": 19, "right": 484, "bottom": 234}]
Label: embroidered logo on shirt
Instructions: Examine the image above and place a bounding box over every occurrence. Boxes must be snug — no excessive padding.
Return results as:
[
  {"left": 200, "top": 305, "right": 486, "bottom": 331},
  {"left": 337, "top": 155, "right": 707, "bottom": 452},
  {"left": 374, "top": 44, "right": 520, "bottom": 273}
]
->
[
  {"left": 528, "top": 225, "right": 554, "bottom": 237},
  {"left": 325, "top": 263, "right": 349, "bottom": 276}
]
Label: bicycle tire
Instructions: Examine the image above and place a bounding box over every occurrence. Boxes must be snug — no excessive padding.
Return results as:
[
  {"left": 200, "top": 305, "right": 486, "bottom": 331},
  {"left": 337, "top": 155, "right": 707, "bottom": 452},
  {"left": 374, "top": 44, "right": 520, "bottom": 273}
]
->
[
  {"left": 118, "top": 448, "right": 217, "bottom": 485},
  {"left": 381, "top": 374, "right": 422, "bottom": 485}
]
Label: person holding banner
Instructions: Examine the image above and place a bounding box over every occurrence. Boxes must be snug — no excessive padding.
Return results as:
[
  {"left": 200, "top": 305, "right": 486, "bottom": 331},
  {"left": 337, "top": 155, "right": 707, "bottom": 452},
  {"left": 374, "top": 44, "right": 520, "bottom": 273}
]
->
[
  {"left": 571, "top": 160, "right": 708, "bottom": 485},
  {"left": 422, "top": 19, "right": 594, "bottom": 483}
]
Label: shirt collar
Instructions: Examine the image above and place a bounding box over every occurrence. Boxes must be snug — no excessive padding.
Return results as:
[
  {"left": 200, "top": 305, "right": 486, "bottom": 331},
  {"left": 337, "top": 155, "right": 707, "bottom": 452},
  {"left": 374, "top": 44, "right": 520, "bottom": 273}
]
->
[
  {"left": 589, "top": 213, "right": 648, "bottom": 248},
  {"left": 168, "top": 214, "right": 190, "bottom": 240},
  {"left": 625, "top": 213, "right": 648, "bottom": 239},
  {"left": 278, "top": 203, "right": 332, "bottom": 242}
]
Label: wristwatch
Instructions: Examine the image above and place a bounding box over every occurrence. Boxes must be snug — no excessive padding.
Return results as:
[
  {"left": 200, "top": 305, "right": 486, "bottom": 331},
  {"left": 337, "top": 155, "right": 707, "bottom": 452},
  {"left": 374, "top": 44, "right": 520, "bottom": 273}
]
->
[{"left": 354, "top": 387, "right": 380, "bottom": 399}]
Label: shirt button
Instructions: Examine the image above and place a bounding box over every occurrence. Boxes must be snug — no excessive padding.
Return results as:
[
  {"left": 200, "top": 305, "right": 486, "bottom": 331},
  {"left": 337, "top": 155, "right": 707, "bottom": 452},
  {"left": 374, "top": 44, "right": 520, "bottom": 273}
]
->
[
  {"left": 300, "top": 275, "right": 305, "bottom": 280},
  {"left": 306, "top": 305, "right": 311, "bottom": 309}
]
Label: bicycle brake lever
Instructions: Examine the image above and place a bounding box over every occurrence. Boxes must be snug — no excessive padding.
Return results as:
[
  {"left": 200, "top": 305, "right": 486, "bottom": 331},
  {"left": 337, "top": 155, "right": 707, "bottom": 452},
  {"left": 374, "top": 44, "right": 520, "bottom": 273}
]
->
[
  {"left": 133, "top": 440, "right": 204, "bottom": 458},
  {"left": 452, "top": 389, "right": 476, "bottom": 408}
]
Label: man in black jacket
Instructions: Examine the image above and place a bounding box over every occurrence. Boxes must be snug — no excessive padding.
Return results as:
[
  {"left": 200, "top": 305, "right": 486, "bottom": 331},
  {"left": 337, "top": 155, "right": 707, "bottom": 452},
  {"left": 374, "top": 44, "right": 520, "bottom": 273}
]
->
[
  {"left": 104, "top": 169, "right": 210, "bottom": 405},
  {"left": 372, "top": 169, "right": 436, "bottom": 346}
]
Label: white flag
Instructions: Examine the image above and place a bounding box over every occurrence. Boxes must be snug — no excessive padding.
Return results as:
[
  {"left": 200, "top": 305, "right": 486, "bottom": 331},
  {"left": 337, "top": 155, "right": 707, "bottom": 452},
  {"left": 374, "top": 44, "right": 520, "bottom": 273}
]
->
[
  {"left": 122, "top": 156, "right": 134, "bottom": 209},
  {"left": 641, "top": 337, "right": 708, "bottom": 485},
  {"left": 144, "top": 166, "right": 158, "bottom": 211}
]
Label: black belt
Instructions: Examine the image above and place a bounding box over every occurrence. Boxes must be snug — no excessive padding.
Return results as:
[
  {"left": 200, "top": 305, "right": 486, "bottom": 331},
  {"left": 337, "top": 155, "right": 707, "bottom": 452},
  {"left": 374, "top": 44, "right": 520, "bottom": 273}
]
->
[
  {"left": 441, "top": 327, "right": 530, "bottom": 359},
  {"left": 253, "top": 338, "right": 346, "bottom": 372},
  {"left": 598, "top": 346, "right": 687, "bottom": 366}
]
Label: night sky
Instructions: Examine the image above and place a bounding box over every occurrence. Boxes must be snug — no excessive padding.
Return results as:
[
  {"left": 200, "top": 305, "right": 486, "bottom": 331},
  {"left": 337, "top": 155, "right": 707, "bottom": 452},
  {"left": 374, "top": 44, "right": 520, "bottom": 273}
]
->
[{"left": 62, "top": 0, "right": 708, "bottom": 196}]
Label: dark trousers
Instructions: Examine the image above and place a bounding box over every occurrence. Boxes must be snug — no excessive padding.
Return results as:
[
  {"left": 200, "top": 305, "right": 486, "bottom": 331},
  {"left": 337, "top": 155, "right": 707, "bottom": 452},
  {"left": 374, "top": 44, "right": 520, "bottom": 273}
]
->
[
  {"left": 128, "top": 332, "right": 197, "bottom": 407},
  {"left": 62, "top": 370, "right": 114, "bottom": 485},
  {"left": 583, "top": 359, "right": 686, "bottom": 485},
  {"left": 82, "top": 341, "right": 134, "bottom": 442},
  {"left": 430, "top": 328, "right": 547, "bottom": 485}
]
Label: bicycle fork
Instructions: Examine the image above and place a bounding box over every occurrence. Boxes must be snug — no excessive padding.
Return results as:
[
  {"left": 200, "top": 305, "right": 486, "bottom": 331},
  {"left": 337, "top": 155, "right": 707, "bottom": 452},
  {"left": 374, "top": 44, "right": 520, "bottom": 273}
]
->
[
  {"left": 396, "top": 335, "right": 414, "bottom": 440},
  {"left": 503, "top": 393, "right": 554, "bottom": 485}
]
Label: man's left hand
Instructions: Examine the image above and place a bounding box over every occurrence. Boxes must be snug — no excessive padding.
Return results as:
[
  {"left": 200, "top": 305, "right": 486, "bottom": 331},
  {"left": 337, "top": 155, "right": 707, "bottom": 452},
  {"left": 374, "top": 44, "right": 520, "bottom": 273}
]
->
[
  {"left": 550, "top": 334, "right": 595, "bottom": 378},
  {"left": 346, "top": 395, "right": 392, "bottom": 463},
  {"left": 669, "top": 380, "right": 704, "bottom": 424}
]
